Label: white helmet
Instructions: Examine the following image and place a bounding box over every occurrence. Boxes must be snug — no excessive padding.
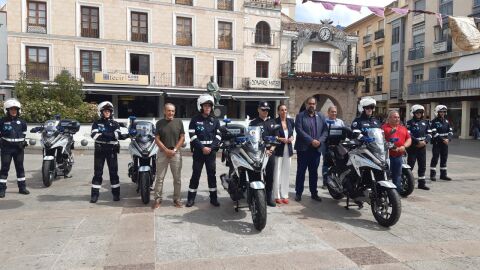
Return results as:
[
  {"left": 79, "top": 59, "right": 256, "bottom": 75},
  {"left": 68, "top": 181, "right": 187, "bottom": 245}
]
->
[
  {"left": 434, "top": 105, "right": 447, "bottom": 115},
  {"left": 3, "top": 98, "right": 22, "bottom": 115},
  {"left": 357, "top": 97, "right": 376, "bottom": 113},
  {"left": 97, "top": 101, "right": 114, "bottom": 117},
  {"left": 410, "top": 104, "right": 425, "bottom": 117},
  {"left": 197, "top": 94, "right": 214, "bottom": 112}
]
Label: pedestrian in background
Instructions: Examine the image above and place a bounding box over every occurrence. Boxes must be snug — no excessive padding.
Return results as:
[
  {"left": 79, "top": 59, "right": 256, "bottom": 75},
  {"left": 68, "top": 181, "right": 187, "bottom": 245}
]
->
[
  {"left": 321, "top": 105, "right": 345, "bottom": 189},
  {"left": 382, "top": 110, "right": 412, "bottom": 193},
  {"left": 152, "top": 103, "right": 185, "bottom": 209},
  {"left": 273, "top": 104, "right": 294, "bottom": 204},
  {"left": 294, "top": 97, "right": 327, "bottom": 202}
]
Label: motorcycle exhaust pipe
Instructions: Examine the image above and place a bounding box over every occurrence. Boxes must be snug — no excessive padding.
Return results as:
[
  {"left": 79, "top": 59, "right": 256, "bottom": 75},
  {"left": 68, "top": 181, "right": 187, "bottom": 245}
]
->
[{"left": 220, "top": 173, "right": 230, "bottom": 190}]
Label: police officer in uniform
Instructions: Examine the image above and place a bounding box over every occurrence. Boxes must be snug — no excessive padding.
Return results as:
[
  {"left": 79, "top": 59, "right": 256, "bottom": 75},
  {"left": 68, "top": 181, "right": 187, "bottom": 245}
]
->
[
  {"left": 351, "top": 97, "right": 381, "bottom": 134},
  {"left": 186, "top": 94, "right": 222, "bottom": 207},
  {"left": 430, "top": 105, "right": 453, "bottom": 181},
  {"left": 406, "top": 105, "right": 431, "bottom": 190},
  {"left": 0, "top": 99, "right": 29, "bottom": 198},
  {"left": 90, "top": 101, "right": 123, "bottom": 203},
  {"left": 249, "top": 101, "right": 277, "bottom": 207}
]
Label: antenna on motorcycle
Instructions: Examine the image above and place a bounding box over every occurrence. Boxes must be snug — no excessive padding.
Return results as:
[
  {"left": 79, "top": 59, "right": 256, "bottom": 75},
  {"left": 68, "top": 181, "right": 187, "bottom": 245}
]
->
[
  {"left": 223, "top": 115, "right": 231, "bottom": 126},
  {"left": 128, "top": 116, "right": 136, "bottom": 127}
]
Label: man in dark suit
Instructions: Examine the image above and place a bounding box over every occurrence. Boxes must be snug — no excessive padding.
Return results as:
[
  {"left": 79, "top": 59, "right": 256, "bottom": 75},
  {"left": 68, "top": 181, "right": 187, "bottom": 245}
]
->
[{"left": 294, "top": 97, "right": 328, "bottom": 202}]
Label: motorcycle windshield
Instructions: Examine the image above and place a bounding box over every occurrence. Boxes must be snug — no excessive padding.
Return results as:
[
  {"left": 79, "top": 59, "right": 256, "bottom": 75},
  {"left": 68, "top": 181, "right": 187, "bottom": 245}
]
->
[
  {"left": 135, "top": 122, "right": 154, "bottom": 144},
  {"left": 43, "top": 120, "right": 58, "bottom": 137},
  {"left": 246, "top": 126, "right": 262, "bottom": 151},
  {"left": 366, "top": 128, "right": 386, "bottom": 162}
]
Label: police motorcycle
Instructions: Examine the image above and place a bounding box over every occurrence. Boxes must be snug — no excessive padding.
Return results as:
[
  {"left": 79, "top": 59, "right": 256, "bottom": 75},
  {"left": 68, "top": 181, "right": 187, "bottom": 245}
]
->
[
  {"left": 29, "top": 116, "right": 80, "bottom": 187},
  {"left": 218, "top": 117, "right": 278, "bottom": 231},
  {"left": 126, "top": 116, "right": 158, "bottom": 204},
  {"left": 324, "top": 121, "right": 402, "bottom": 227}
]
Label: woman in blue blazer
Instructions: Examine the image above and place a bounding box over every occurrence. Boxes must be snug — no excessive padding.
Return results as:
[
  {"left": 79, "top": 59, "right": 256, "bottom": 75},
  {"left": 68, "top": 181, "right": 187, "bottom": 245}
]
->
[{"left": 273, "top": 104, "right": 295, "bottom": 204}]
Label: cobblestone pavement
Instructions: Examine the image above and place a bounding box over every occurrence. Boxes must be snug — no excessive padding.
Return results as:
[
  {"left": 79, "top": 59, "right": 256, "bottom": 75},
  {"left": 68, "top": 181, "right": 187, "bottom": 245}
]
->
[{"left": 0, "top": 140, "right": 479, "bottom": 270}]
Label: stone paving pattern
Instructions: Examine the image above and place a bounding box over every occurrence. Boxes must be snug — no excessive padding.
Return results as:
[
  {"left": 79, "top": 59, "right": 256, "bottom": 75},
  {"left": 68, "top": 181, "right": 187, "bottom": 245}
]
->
[{"left": 0, "top": 140, "right": 479, "bottom": 269}]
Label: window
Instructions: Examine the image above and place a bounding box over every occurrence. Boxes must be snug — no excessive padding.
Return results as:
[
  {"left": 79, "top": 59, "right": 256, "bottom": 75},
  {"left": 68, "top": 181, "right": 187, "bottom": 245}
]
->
[
  {"left": 376, "top": 75, "right": 383, "bottom": 92},
  {"left": 378, "top": 20, "right": 384, "bottom": 30},
  {"left": 217, "top": 60, "right": 233, "bottom": 88},
  {"left": 175, "top": 57, "right": 193, "bottom": 86},
  {"left": 80, "top": 50, "right": 101, "bottom": 83},
  {"left": 176, "top": 17, "right": 192, "bottom": 46},
  {"left": 413, "top": 67, "right": 424, "bottom": 83},
  {"left": 475, "top": 0, "right": 480, "bottom": 7},
  {"left": 218, "top": 21, "right": 232, "bottom": 50},
  {"left": 392, "top": 26, "right": 400, "bottom": 44},
  {"left": 364, "top": 78, "right": 371, "bottom": 93},
  {"left": 255, "top": 21, "right": 271, "bottom": 45},
  {"left": 256, "top": 61, "right": 269, "bottom": 78},
  {"left": 26, "top": 46, "right": 49, "bottom": 80},
  {"left": 176, "top": 0, "right": 193, "bottom": 6},
  {"left": 218, "top": 0, "right": 233, "bottom": 11},
  {"left": 414, "top": 0, "right": 426, "bottom": 13},
  {"left": 434, "top": 25, "right": 451, "bottom": 42},
  {"left": 130, "top": 54, "right": 150, "bottom": 76},
  {"left": 391, "top": 61, "right": 399, "bottom": 72},
  {"left": 131, "top": 12, "right": 148, "bottom": 42},
  {"left": 27, "top": 1, "right": 47, "bottom": 34},
  {"left": 81, "top": 6, "right": 99, "bottom": 38},
  {"left": 439, "top": 0, "right": 453, "bottom": 16},
  {"left": 412, "top": 23, "right": 425, "bottom": 48}
]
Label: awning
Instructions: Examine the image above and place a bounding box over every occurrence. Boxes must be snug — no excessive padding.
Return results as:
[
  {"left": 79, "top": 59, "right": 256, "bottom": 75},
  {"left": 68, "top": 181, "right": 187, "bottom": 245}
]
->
[
  {"left": 447, "top": 53, "right": 480, "bottom": 74},
  {"left": 84, "top": 88, "right": 164, "bottom": 95},
  {"left": 165, "top": 92, "right": 232, "bottom": 99},
  {"left": 232, "top": 95, "right": 289, "bottom": 101}
]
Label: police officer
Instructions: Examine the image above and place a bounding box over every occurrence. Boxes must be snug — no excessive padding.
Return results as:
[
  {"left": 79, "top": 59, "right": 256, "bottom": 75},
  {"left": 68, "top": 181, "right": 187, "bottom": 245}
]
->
[
  {"left": 406, "top": 105, "right": 431, "bottom": 190},
  {"left": 186, "top": 94, "right": 222, "bottom": 207},
  {"left": 249, "top": 101, "right": 277, "bottom": 207},
  {"left": 90, "top": 101, "right": 123, "bottom": 203},
  {"left": 430, "top": 105, "right": 453, "bottom": 181},
  {"left": 351, "top": 97, "right": 381, "bottom": 134},
  {"left": 0, "top": 99, "right": 29, "bottom": 198}
]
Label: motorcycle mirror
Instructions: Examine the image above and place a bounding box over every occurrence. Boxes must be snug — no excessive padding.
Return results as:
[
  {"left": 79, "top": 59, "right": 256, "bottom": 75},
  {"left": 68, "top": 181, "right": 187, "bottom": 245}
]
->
[
  {"left": 81, "top": 139, "right": 88, "bottom": 146},
  {"left": 223, "top": 118, "right": 232, "bottom": 124},
  {"left": 119, "top": 122, "right": 127, "bottom": 128},
  {"left": 28, "top": 139, "right": 36, "bottom": 146},
  {"left": 273, "top": 124, "right": 281, "bottom": 131}
]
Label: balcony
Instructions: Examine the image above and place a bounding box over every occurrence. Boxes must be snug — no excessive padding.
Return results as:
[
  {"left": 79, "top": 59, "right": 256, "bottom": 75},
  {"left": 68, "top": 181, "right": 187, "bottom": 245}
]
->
[
  {"left": 375, "top": 56, "right": 384, "bottom": 66},
  {"left": 432, "top": 40, "right": 452, "bottom": 54},
  {"left": 26, "top": 19, "right": 47, "bottom": 34},
  {"left": 244, "top": 0, "right": 281, "bottom": 10},
  {"left": 81, "top": 28, "right": 99, "bottom": 38},
  {"left": 280, "top": 63, "right": 362, "bottom": 82},
  {"left": 363, "top": 34, "right": 372, "bottom": 45},
  {"left": 408, "top": 77, "right": 458, "bottom": 95},
  {"left": 218, "top": 37, "right": 232, "bottom": 50},
  {"left": 412, "top": 13, "right": 425, "bottom": 25},
  {"left": 176, "top": 32, "right": 192, "bottom": 46},
  {"left": 362, "top": 59, "right": 372, "bottom": 69},
  {"left": 217, "top": 0, "right": 233, "bottom": 11},
  {"left": 374, "top": 29, "right": 384, "bottom": 41},
  {"left": 408, "top": 46, "right": 425, "bottom": 60},
  {"left": 5, "top": 65, "right": 248, "bottom": 89},
  {"left": 176, "top": 0, "right": 193, "bottom": 5},
  {"left": 245, "top": 30, "right": 279, "bottom": 47},
  {"left": 131, "top": 32, "right": 148, "bottom": 43}
]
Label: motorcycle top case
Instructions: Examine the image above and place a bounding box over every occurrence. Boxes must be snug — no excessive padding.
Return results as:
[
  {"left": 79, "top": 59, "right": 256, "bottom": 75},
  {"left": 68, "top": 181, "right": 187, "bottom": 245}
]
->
[
  {"left": 327, "top": 127, "right": 349, "bottom": 145},
  {"left": 222, "top": 124, "right": 246, "bottom": 138},
  {"left": 59, "top": 119, "right": 80, "bottom": 133}
]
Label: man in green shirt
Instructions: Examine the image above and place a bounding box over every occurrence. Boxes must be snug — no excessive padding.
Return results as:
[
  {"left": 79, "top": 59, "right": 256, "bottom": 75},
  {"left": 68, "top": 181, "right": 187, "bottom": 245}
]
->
[{"left": 152, "top": 103, "right": 185, "bottom": 209}]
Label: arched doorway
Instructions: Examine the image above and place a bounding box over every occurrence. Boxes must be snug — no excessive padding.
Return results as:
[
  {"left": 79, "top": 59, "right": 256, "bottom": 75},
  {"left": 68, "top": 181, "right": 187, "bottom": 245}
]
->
[{"left": 299, "top": 94, "right": 343, "bottom": 118}]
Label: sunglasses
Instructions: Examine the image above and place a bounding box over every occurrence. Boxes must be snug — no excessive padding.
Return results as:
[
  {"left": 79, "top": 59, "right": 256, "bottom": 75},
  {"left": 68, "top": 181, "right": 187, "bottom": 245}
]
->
[
  {"left": 260, "top": 108, "right": 270, "bottom": 112},
  {"left": 364, "top": 106, "right": 375, "bottom": 110},
  {"left": 414, "top": 111, "right": 424, "bottom": 114}
]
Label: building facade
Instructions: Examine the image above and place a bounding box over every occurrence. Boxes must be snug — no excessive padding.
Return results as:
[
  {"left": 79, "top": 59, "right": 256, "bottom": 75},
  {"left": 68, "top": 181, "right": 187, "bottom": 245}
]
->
[
  {"left": 404, "top": 0, "right": 480, "bottom": 139},
  {"left": 0, "top": 0, "right": 287, "bottom": 119}
]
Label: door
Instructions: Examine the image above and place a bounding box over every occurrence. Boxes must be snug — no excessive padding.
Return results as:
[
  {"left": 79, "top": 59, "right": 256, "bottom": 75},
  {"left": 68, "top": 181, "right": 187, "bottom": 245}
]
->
[{"left": 312, "top": 51, "right": 330, "bottom": 73}]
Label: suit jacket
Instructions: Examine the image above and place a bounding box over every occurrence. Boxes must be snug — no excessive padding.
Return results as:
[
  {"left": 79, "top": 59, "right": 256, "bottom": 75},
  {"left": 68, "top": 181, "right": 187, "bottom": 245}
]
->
[
  {"left": 294, "top": 110, "right": 327, "bottom": 153},
  {"left": 274, "top": 117, "right": 294, "bottom": 157}
]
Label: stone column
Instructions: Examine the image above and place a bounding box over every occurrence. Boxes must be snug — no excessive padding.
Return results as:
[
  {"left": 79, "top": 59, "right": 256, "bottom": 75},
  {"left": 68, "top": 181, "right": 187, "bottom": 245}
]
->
[
  {"left": 240, "top": 100, "right": 246, "bottom": 119},
  {"left": 158, "top": 95, "right": 165, "bottom": 119},
  {"left": 429, "top": 101, "right": 438, "bottom": 121},
  {"left": 460, "top": 100, "right": 472, "bottom": 139},
  {"left": 112, "top": 95, "right": 119, "bottom": 117},
  {"left": 405, "top": 102, "right": 412, "bottom": 122}
]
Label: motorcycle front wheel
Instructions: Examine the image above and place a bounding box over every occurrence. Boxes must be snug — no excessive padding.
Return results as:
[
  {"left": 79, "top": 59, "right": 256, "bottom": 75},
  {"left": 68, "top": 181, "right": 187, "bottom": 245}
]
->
[
  {"left": 326, "top": 174, "right": 344, "bottom": 200},
  {"left": 371, "top": 188, "right": 401, "bottom": 227},
  {"left": 399, "top": 168, "right": 415, "bottom": 197},
  {"left": 138, "top": 172, "right": 151, "bottom": 204},
  {"left": 42, "top": 160, "right": 55, "bottom": 187},
  {"left": 250, "top": 189, "right": 267, "bottom": 231}
]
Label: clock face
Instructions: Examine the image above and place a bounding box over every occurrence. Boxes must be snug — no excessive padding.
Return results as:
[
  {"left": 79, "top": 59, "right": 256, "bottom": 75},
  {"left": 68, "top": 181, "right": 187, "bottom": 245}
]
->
[{"left": 319, "top": 27, "right": 331, "bottom": 41}]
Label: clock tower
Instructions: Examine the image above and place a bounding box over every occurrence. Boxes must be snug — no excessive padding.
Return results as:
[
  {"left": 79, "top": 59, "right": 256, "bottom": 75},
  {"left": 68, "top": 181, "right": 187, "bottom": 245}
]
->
[{"left": 281, "top": 0, "right": 297, "bottom": 20}]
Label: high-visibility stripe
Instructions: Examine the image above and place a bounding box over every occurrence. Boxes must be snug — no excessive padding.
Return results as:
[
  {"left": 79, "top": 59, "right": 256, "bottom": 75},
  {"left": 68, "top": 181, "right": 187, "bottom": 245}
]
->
[
  {"left": 188, "top": 188, "right": 197, "bottom": 192},
  {"left": 200, "top": 141, "right": 212, "bottom": 144},
  {"left": 188, "top": 129, "right": 195, "bottom": 132},
  {"left": 209, "top": 188, "right": 217, "bottom": 192},
  {"left": 2, "top": 138, "right": 25, "bottom": 142},
  {"left": 92, "top": 184, "right": 101, "bottom": 189},
  {"left": 430, "top": 168, "right": 436, "bottom": 170},
  {"left": 215, "top": 135, "right": 222, "bottom": 140},
  {"left": 0, "top": 179, "right": 7, "bottom": 183},
  {"left": 93, "top": 133, "right": 101, "bottom": 140},
  {"left": 91, "top": 129, "right": 99, "bottom": 133},
  {"left": 95, "top": 141, "right": 118, "bottom": 145},
  {"left": 111, "top": 184, "right": 120, "bottom": 188},
  {"left": 17, "top": 178, "right": 25, "bottom": 182},
  {"left": 440, "top": 167, "right": 447, "bottom": 170},
  {"left": 419, "top": 176, "right": 426, "bottom": 180}
]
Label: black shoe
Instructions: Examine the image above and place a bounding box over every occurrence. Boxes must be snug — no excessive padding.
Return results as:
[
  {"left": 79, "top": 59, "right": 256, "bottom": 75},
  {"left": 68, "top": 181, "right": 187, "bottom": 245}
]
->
[
  {"left": 321, "top": 185, "right": 327, "bottom": 190},
  {"left": 418, "top": 184, "right": 430, "bottom": 190},
  {"left": 186, "top": 200, "right": 195, "bottom": 207},
  {"left": 0, "top": 190, "right": 5, "bottom": 198},
  {"left": 210, "top": 198, "right": 220, "bottom": 207},
  {"left": 354, "top": 200, "right": 364, "bottom": 209},
  {"left": 430, "top": 176, "right": 437, "bottom": 181},
  {"left": 440, "top": 176, "right": 452, "bottom": 181},
  {"left": 19, "top": 188, "right": 30, "bottom": 195},
  {"left": 295, "top": 194, "right": 302, "bottom": 202},
  {"left": 90, "top": 194, "right": 99, "bottom": 203},
  {"left": 311, "top": 194, "right": 322, "bottom": 202},
  {"left": 430, "top": 170, "right": 436, "bottom": 181},
  {"left": 113, "top": 194, "right": 120, "bottom": 201}
]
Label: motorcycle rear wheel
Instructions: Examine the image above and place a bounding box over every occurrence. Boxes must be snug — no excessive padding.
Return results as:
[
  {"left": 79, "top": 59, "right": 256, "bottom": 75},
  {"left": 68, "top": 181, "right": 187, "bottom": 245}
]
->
[
  {"left": 371, "top": 188, "right": 401, "bottom": 227},
  {"left": 250, "top": 189, "right": 267, "bottom": 231},
  {"left": 42, "top": 160, "right": 55, "bottom": 187},
  {"left": 326, "top": 175, "right": 344, "bottom": 200},
  {"left": 139, "top": 172, "right": 151, "bottom": 204},
  {"left": 399, "top": 168, "right": 415, "bottom": 198}
]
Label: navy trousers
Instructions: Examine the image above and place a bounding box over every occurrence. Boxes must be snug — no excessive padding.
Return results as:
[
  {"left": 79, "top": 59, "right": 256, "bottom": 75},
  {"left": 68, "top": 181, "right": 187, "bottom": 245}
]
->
[{"left": 295, "top": 148, "right": 321, "bottom": 196}]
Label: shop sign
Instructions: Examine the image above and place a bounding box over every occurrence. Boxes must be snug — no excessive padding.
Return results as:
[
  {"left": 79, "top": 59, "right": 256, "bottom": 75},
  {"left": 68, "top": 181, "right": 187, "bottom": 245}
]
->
[
  {"left": 94, "top": 72, "right": 149, "bottom": 86},
  {"left": 248, "top": 78, "right": 281, "bottom": 89}
]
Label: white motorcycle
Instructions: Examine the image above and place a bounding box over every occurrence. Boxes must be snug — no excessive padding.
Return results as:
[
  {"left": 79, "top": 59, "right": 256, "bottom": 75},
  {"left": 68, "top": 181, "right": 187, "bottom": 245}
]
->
[
  {"left": 127, "top": 116, "right": 158, "bottom": 204},
  {"left": 30, "top": 118, "right": 80, "bottom": 187}
]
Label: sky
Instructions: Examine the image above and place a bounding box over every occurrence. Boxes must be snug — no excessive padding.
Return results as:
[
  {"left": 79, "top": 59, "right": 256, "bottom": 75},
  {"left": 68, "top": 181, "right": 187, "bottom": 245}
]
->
[{"left": 295, "top": 0, "right": 395, "bottom": 27}]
